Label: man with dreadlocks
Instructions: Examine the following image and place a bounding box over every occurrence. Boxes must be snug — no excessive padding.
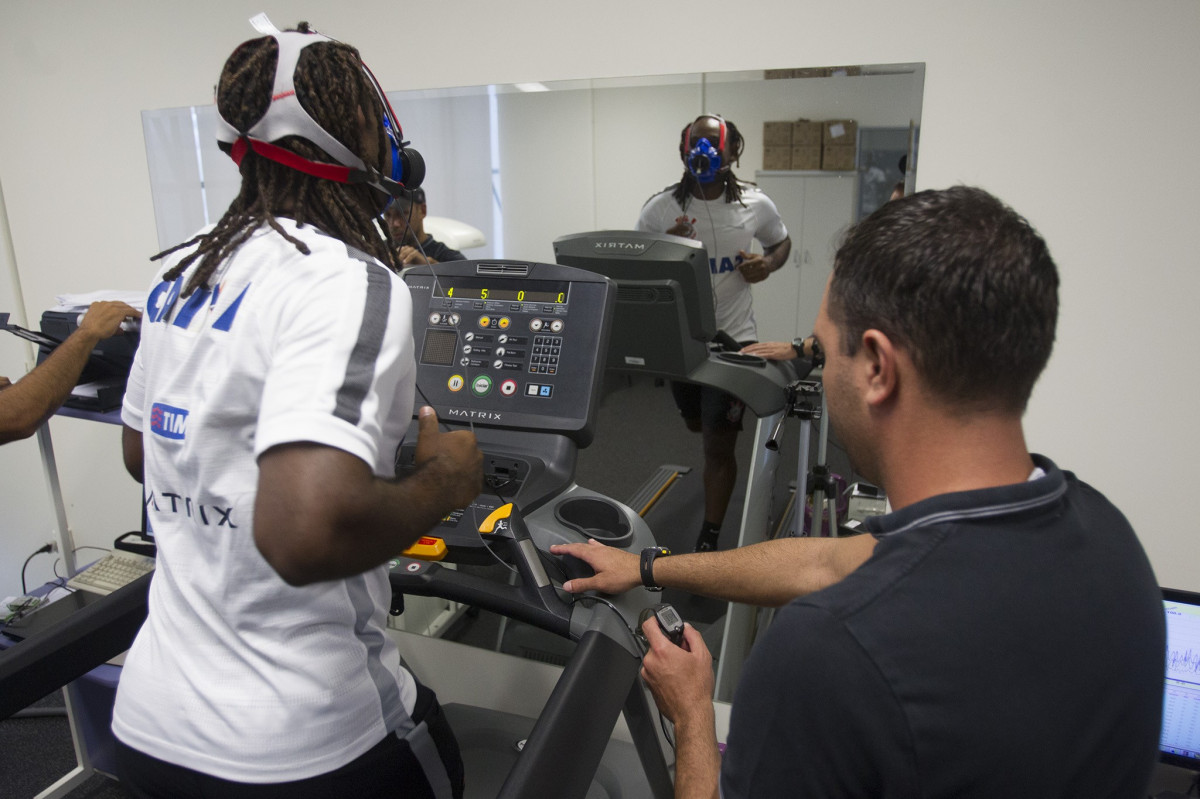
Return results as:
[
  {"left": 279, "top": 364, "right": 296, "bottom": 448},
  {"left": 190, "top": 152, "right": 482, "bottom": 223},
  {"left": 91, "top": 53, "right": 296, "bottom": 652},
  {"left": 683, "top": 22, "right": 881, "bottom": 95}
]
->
[
  {"left": 636, "top": 114, "right": 792, "bottom": 553},
  {"left": 113, "top": 20, "right": 480, "bottom": 799}
]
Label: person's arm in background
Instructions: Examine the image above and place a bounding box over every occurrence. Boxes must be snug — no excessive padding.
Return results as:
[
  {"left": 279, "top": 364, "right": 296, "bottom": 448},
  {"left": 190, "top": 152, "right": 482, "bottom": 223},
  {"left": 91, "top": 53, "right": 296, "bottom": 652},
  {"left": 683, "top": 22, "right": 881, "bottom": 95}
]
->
[
  {"left": 397, "top": 245, "right": 440, "bottom": 265},
  {"left": 254, "top": 406, "right": 483, "bottom": 586},
  {"left": 740, "top": 336, "right": 819, "bottom": 361},
  {"left": 0, "top": 301, "right": 140, "bottom": 445}
]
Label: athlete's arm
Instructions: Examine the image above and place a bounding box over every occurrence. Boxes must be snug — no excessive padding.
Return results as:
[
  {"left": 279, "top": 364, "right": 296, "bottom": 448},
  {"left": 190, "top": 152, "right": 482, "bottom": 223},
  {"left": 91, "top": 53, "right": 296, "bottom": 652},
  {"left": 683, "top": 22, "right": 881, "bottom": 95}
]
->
[
  {"left": 737, "top": 237, "right": 792, "bottom": 284},
  {"left": 551, "top": 533, "right": 876, "bottom": 607},
  {"left": 254, "top": 405, "right": 483, "bottom": 586},
  {"left": 761, "top": 236, "right": 791, "bottom": 272},
  {"left": 122, "top": 426, "right": 144, "bottom": 483}
]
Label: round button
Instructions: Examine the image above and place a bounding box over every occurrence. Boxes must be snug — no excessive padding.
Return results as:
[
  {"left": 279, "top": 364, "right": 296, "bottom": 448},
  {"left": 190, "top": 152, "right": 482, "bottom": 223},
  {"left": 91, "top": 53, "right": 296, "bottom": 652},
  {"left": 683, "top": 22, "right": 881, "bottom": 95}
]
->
[
  {"left": 472, "top": 375, "right": 493, "bottom": 397},
  {"left": 447, "top": 375, "right": 464, "bottom": 392},
  {"left": 479, "top": 316, "right": 491, "bottom": 328},
  {"left": 500, "top": 380, "right": 517, "bottom": 396},
  {"left": 464, "top": 331, "right": 475, "bottom": 342},
  {"left": 449, "top": 313, "right": 460, "bottom": 325},
  {"left": 493, "top": 359, "right": 504, "bottom": 369},
  {"left": 498, "top": 317, "right": 511, "bottom": 329},
  {"left": 549, "top": 319, "right": 564, "bottom": 333},
  {"left": 529, "top": 318, "right": 544, "bottom": 332},
  {"left": 498, "top": 334, "right": 508, "bottom": 344},
  {"left": 429, "top": 312, "right": 442, "bottom": 325},
  {"left": 494, "top": 347, "right": 506, "bottom": 357},
  {"left": 462, "top": 344, "right": 472, "bottom": 354}
]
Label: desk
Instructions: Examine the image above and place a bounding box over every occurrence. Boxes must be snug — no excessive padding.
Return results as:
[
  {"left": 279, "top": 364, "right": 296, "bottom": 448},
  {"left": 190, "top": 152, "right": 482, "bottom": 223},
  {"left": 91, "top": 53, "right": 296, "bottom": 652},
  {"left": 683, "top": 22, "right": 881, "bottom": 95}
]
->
[
  {"left": 22, "top": 406, "right": 131, "bottom": 797},
  {"left": 0, "top": 572, "right": 148, "bottom": 796}
]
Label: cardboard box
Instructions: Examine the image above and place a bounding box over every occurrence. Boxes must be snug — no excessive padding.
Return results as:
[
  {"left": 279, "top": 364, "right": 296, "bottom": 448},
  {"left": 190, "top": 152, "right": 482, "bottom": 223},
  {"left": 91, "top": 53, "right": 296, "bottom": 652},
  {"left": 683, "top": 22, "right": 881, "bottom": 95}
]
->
[
  {"left": 821, "top": 145, "right": 856, "bottom": 171},
  {"left": 763, "top": 121, "right": 793, "bottom": 147},
  {"left": 763, "top": 146, "right": 792, "bottom": 170},
  {"left": 822, "top": 119, "right": 859, "bottom": 146},
  {"left": 790, "top": 146, "right": 821, "bottom": 171},
  {"left": 792, "top": 120, "right": 823, "bottom": 147}
]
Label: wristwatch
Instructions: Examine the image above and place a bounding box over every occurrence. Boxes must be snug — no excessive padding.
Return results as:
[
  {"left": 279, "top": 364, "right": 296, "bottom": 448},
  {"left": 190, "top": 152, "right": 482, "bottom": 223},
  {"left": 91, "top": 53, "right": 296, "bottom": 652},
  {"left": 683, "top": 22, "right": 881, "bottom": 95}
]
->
[
  {"left": 640, "top": 546, "right": 671, "bottom": 592},
  {"left": 791, "top": 336, "right": 807, "bottom": 360}
]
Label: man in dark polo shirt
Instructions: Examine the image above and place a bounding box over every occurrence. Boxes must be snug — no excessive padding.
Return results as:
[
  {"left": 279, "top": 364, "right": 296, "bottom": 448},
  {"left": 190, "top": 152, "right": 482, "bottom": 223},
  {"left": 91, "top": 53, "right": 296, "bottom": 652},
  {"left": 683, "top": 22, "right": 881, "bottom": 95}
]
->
[{"left": 556, "top": 186, "right": 1165, "bottom": 798}]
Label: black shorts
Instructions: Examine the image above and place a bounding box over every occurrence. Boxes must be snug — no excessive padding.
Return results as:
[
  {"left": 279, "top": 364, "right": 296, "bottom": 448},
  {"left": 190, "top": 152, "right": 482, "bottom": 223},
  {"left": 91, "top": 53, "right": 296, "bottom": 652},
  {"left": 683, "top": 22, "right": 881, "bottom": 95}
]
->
[
  {"left": 671, "top": 380, "right": 745, "bottom": 432},
  {"left": 115, "top": 683, "right": 464, "bottom": 799}
]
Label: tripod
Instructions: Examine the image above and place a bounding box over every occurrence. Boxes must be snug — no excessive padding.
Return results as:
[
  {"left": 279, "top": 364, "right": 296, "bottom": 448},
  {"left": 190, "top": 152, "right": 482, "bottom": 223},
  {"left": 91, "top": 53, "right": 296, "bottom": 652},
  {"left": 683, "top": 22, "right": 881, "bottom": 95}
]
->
[{"left": 765, "top": 378, "right": 839, "bottom": 538}]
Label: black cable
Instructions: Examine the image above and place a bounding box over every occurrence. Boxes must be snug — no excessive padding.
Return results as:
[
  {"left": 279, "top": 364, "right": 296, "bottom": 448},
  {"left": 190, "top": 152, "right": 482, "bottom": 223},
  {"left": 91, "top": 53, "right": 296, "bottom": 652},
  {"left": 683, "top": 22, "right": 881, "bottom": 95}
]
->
[{"left": 21, "top": 543, "right": 53, "bottom": 595}]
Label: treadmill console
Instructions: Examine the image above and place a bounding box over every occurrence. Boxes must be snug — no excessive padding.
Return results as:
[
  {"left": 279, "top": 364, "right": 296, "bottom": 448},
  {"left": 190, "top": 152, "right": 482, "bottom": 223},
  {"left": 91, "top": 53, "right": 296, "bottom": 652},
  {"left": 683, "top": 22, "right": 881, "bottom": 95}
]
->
[{"left": 404, "top": 261, "right": 614, "bottom": 448}]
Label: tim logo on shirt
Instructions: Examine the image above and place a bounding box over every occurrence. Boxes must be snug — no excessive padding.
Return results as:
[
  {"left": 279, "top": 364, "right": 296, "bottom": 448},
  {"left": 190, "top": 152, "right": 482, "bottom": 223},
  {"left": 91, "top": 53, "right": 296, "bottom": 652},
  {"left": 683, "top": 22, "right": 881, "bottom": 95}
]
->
[{"left": 150, "top": 403, "right": 188, "bottom": 440}]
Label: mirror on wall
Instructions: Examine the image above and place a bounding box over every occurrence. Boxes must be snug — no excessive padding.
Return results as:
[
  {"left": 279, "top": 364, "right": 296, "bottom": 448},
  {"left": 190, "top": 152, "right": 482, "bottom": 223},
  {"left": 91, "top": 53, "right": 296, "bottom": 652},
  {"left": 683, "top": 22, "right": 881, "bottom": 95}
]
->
[{"left": 141, "top": 63, "right": 925, "bottom": 700}]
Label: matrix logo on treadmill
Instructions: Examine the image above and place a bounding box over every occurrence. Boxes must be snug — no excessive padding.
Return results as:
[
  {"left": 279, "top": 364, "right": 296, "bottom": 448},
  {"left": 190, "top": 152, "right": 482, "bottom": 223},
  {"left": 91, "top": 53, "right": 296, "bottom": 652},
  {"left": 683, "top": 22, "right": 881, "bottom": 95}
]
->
[
  {"left": 150, "top": 403, "right": 189, "bottom": 440},
  {"left": 594, "top": 241, "right": 646, "bottom": 251}
]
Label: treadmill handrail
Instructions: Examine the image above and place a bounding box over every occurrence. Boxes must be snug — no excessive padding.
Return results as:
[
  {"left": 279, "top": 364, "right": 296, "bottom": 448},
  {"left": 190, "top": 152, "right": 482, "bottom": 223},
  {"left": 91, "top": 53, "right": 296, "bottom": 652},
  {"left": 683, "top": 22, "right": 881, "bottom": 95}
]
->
[{"left": 390, "top": 558, "right": 572, "bottom": 639}]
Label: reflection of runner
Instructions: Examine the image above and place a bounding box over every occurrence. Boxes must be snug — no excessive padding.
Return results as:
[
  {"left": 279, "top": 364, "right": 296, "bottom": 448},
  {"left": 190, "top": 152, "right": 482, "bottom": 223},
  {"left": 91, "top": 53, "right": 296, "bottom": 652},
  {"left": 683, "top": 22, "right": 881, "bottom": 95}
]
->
[{"left": 636, "top": 114, "right": 791, "bottom": 552}]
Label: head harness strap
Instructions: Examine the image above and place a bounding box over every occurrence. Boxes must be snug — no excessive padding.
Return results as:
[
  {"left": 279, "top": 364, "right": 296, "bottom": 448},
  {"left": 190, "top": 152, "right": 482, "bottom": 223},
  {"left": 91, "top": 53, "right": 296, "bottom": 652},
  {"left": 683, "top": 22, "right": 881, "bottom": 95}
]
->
[{"left": 214, "top": 29, "right": 367, "bottom": 173}]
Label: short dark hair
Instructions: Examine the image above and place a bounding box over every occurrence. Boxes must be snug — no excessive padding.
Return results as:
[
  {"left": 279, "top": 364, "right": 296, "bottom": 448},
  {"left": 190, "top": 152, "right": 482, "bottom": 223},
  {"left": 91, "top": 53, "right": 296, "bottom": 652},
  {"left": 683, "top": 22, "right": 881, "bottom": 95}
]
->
[
  {"left": 385, "top": 188, "right": 425, "bottom": 219},
  {"left": 828, "top": 186, "right": 1059, "bottom": 413}
]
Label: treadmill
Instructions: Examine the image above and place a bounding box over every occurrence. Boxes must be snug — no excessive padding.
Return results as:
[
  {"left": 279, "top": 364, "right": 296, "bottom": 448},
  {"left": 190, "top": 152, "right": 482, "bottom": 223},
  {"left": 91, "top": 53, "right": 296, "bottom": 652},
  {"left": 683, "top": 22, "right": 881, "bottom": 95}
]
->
[{"left": 393, "top": 259, "right": 674, "bottom": 798}]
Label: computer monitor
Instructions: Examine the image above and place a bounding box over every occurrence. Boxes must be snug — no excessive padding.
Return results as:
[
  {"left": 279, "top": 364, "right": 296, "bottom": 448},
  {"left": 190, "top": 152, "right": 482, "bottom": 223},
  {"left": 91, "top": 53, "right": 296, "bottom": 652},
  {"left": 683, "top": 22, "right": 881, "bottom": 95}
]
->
[
  {"left": 1161, "top": 587, "right": 1200, "bottom": 770},
  {"left": 553, "top": 230, "right": 716, "bottom": 379}
]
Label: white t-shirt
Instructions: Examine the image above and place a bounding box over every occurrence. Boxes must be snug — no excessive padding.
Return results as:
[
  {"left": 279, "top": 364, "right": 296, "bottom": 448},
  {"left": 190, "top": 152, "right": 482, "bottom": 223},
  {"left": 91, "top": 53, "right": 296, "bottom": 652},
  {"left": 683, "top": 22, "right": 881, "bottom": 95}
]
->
[
  {"left": 636, "top": 181, "right": 788, "bottom": 342},
  {"left": 115, "top": 220, "right": 418, "bottom": 783}
]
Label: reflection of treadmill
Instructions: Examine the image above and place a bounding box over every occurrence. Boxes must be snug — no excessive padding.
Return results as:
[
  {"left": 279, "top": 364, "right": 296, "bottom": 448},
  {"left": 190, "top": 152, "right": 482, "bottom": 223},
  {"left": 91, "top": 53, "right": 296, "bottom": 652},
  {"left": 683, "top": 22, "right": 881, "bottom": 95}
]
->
[
  {"left": 551, "top": 231, "right": 803, "bottom": 698},
  {"left": 552, "top": 230, "right": 793, "bottom": 417},
  {"left": 395, "top": 260, "right": 672, "bottom": 798}
]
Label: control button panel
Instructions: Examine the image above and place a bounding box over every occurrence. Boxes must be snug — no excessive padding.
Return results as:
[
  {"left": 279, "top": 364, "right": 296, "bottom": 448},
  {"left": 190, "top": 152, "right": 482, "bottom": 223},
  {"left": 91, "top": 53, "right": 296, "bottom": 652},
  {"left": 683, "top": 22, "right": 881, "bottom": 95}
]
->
[{"left": 403, "top": 262, "right": 612, "bottom": 442}]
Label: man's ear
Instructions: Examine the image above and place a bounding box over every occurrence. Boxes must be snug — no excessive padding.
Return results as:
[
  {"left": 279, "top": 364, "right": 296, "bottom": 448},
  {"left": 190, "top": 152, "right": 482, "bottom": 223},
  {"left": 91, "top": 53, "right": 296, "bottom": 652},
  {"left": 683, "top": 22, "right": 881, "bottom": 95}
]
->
[{"left": 859, "top": 329, "right": 900, "bottom": 407}]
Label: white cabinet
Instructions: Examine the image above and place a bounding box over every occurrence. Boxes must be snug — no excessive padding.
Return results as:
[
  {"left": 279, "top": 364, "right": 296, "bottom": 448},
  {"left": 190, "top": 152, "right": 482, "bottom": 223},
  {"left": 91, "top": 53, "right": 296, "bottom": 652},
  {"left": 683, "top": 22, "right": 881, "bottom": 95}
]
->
[{"left": 750, "top": 172, "right": 857, "bottom": 343}]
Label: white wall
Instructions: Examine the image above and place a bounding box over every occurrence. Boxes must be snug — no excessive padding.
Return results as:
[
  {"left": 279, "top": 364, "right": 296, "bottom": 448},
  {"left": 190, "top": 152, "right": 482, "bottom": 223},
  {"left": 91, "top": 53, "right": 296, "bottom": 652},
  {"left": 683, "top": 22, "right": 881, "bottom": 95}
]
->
[{"left": 0, "top": 0, "right": 1197, "bottom": 596}]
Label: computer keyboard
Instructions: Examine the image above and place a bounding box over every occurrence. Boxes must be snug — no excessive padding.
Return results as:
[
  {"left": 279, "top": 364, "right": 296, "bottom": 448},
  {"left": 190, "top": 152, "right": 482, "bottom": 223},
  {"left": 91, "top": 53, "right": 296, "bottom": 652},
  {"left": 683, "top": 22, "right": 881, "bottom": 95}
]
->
[{"left": 67, "top": 552, "right": 155, "bottom": 596}]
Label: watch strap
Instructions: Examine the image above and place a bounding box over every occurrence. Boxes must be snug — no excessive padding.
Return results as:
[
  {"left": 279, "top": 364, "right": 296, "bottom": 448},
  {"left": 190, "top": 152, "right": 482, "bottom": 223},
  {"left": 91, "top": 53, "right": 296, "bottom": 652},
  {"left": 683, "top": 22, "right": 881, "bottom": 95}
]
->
[{"left": 640, "top": 546, "right": 670, "bottom": 591}]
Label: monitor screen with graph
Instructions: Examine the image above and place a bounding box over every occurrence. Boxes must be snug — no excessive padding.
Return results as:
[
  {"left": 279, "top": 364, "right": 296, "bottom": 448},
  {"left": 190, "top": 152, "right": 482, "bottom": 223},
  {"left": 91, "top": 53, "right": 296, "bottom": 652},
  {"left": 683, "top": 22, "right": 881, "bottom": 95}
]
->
[{"left": 1161, "top": 587, "right": 1200, "bottom": 770}]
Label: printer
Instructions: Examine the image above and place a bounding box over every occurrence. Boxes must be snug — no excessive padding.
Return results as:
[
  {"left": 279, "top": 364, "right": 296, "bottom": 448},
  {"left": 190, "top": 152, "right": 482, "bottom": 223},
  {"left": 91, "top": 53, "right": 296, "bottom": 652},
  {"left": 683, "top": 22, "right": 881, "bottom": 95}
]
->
[{"left": 37, "top": 310, "right": 139, "bottom": 411}]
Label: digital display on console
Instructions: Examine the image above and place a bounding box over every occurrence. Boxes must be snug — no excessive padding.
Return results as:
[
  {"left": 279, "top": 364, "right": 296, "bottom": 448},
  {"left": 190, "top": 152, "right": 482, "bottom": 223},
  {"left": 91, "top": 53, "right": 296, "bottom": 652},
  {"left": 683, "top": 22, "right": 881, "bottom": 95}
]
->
[{"left": 433, "top": 278, "right": 568, "bottom": 305}]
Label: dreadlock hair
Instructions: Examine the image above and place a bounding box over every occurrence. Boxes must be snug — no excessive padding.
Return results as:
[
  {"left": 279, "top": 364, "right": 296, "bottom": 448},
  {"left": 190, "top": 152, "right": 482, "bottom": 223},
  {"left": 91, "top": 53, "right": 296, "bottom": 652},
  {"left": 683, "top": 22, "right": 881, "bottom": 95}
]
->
[
  {"left": 672, "top": 115, "right": 747, "bottom": 210},
  {"left": 155, "top": 23, "right": 402, "bottom": 297}
]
